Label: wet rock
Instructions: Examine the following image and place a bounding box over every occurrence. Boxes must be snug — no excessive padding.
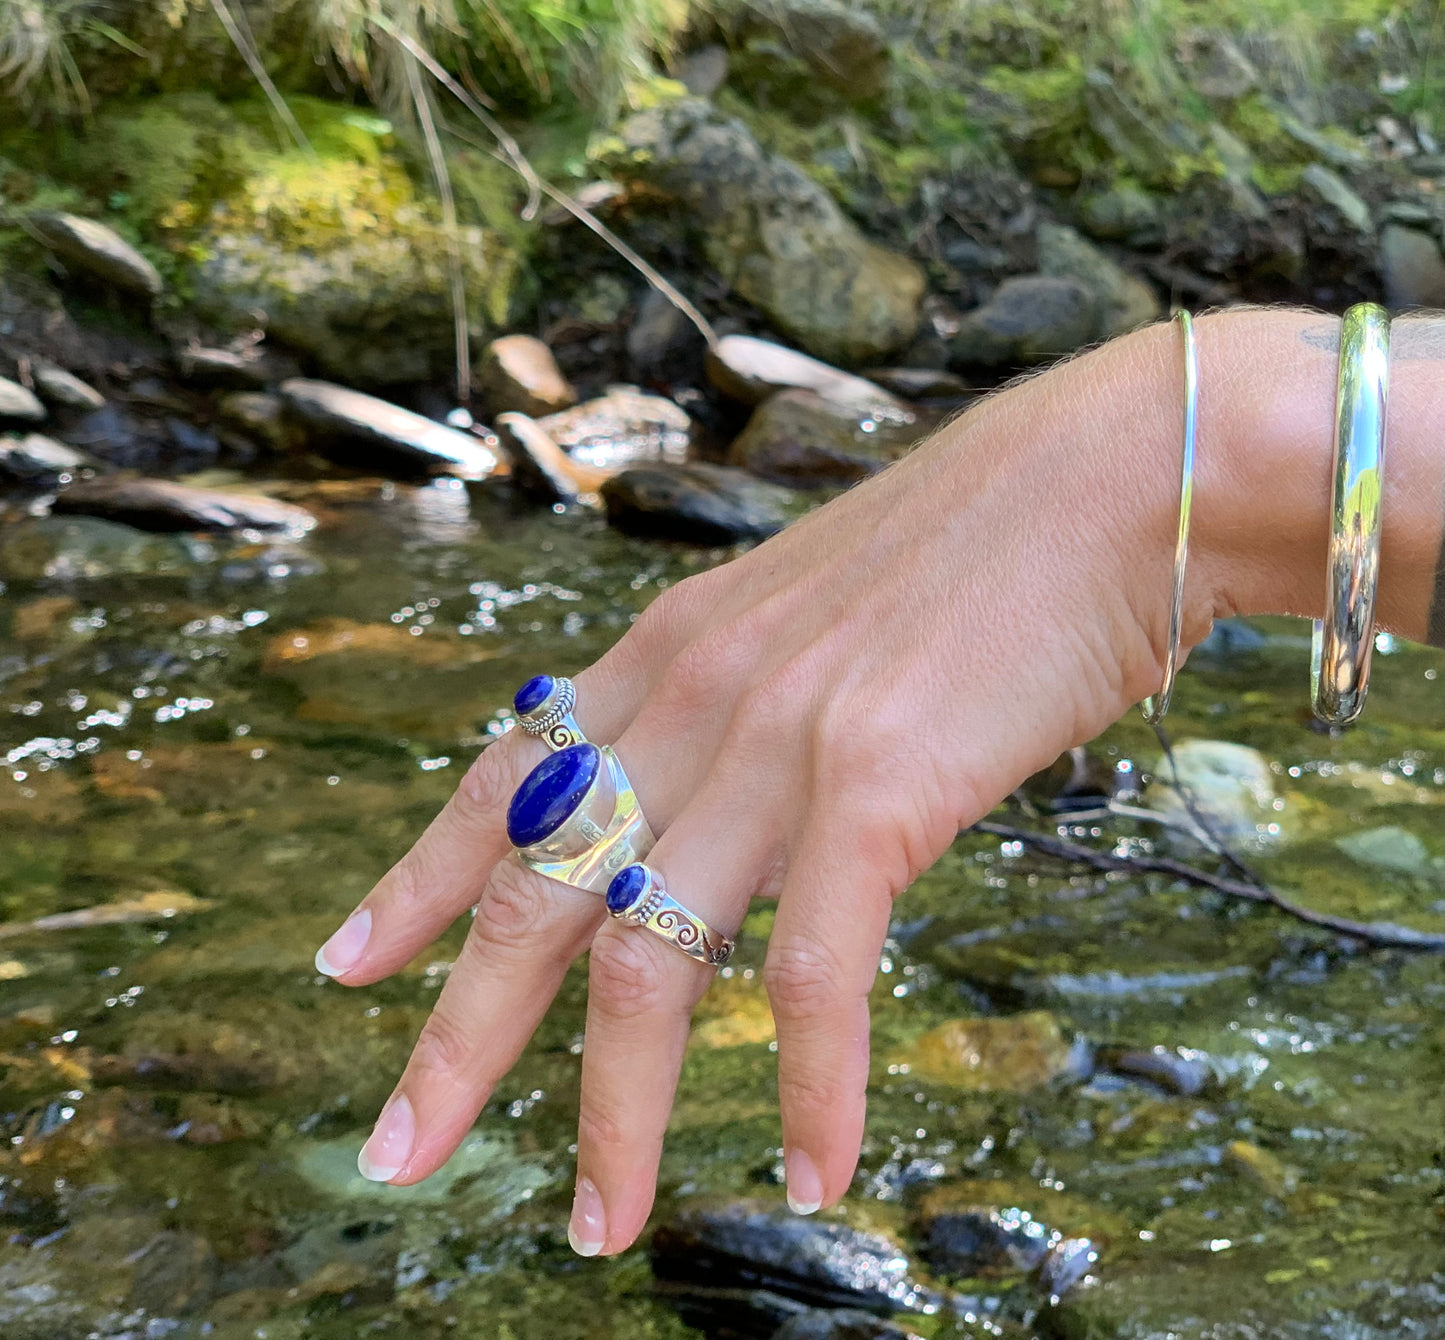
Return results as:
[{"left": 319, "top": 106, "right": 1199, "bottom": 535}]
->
[
  {"left": 476, "top": 334, "right": 578, "bottom": 417},
  {"left": 177, "top": 346, "right": 270, "bottom": 391},
  {"left": 281, "top": 379, "right": 501, "bottom": 480},
  {"left": 1336, "top": 825, "right": 1442, "bottom": 880},
  {"left": 87, "top": 1050, "right": 276, "bottom": 1095},
  {"left": 0, "top": 434, "right": 92, "bottom": 485},
  {"left": 891, "top": 1012, "right": 1082, "bottom": 1091},
  {"left": 1077, "top": 182, "right": 1165, "bottom": 245},
  {"left": 262, "top": 617, "right": 488, "bottom": 671},
  {"left": 29, "top": 212, "right": 164, "bottom": 301},
  {"left": 1145, "top": 739, "right": 1279, "bottom": 848},
  {"left": 774, "top": 1311, "right": 920, "bottom": 1340},
  {"left": 1301, "top": 164, "right": 1371, "bottom": 233},
  {"left": 0, "top": 891, "right": 212, "bottom": 940},
  {"left": 1097, "top": 1045, "right": 1217, "bottom": 1097},
  {"left": 1038, "top": 1238, "right": 1099, "bottom": 1303},
  {"left": 1380, "top": 224, "right": 1445, "bottom": 309},
  {"left": 609, "top": 99, "right": 923, "bottom": 364},
  {"left": 652, "top": 1203, "right": 947, "bottom": 1315},
  {"left": 217, "top": 391, "right": 297, "bottom": 454},
  {"left": 627, "top": 287, "right": 709, "bottom": 385},
  {"left": 601, "top": 462, "right": 790, "bottom": 544},
  {"left": 11, "top": 595, "right": 78, "bottom": 640},
  {"left": 920, "top": 1206, "right": 1053, "bottom": 1277},
  {"left": 0, "top": 516, "right": 209, "bottom": 580},
  {"left": 52, "top": 477, "right": 317, "bottom": 535},
  {"left": 706, "top": 334, "right": 905, "bottom": 411},
  {"left": 126, "top": 1231, "right": 217, "bottom": 1315},
  {"left": 679, "top": 43, "right": 730, "bottom": 98},
  {"left": 950, "top": 277, "right": 1096, "bottom": 368},
  {"left": 0, "top": 377, "right": 47, "bottom": 423},
  {"left": 494, "top": 412, "right": 612, "bottom": 503},
  {"left": 31, "top": 364, "right": 105, "bottom": 411},
  {"left": 1223, "top": 1139, "right": 1299, "bottom": 1198},
  {"left": 718, "top": 0, "right": 888, "bottom": 98},
  {"left": 861, "top": 368, "right": 970, "bottom": 401},
  {"left": 61, "top": 402, "right": 221, "bottom": 473},
  {"left": 729, "top": 388, "right": 914, "bottom": 488},
  {"left": 1034, "top": 223, "right": 1161, "bottom": 341},
  {"left": 536, "top": 386, "right": 693, "bottom": 470}
]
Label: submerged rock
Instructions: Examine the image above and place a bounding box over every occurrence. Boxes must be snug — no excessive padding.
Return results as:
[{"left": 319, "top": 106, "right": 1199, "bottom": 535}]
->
[
  {"left": 706, "top": 334, "right": 904, "bottom": 411},
  {"left": 1097, "top": 1044, "right": 1218, "bottom": 1097},
  {"left": 1145, "top": 739, "right": 1280, "bottom": 847},
  {"left": 951, "top": 276, "right": 1097, "bottom": 367},
  {"left": 774, "top": 1311, "right": 920, "bottom": 1340},
  {"left": 52, "top": 478, "right": 316, "bottom": 534},
  {"left": 920, "top": 1206, "right": 1054, "bottom": 1278},
  {"left": 0, "top": 434, "right": 93, "bottom": 484},
  {"left": 609, "top": 99, "right": 924, "bottom": 364},
  {"left": 0, "top": 377, "right": 47, "bottom": 423},
  {"left": 29, "top": 211, "right": 164, "bottom": 300},
  {"left": 126, "top": 1230, "right": 217, "bottom": 1316},
  {"left": 31, "top": 364, "right": 105, "bottom": 411},
  {"left": 281, "top": 379, "right": 501, "bottom": 480},
  {"left": 652, "top": 1203, "right": 948, "bottom": 1315},
  {"left": 892, "top": 1013, "right": 1083, "bottom": 1091},
  {"left": 601, "top": 462, "right": 791, "bottom": 544},
  {"left": 476, "top": 334, "right": 578, "bottom": 417},
  {"left": 729, "top": 388, "right": 915, "bottom": 487},
  {"left": 0, "top": 515, "right": 210, "bottom": 580}
]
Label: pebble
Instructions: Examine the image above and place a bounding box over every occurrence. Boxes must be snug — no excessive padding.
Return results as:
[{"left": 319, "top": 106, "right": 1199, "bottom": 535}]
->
[
  {"left": 535, "top": 385, "right": 692, "bottom": 469},
  {"left": 706, "top": 333, "right": 904, "bottom": 410},
  {"left": 31, "top": 363, "right": 105, "bottom": 411},
  {"left": 476, "top": 334, "right": 578, "bottom": 417},
  {"left": 177, "top": 346, "right": 271, "bottom": 391},
  {"left": 950, "top": 276, "right": 1097, "bottom": 367},
  {"left": 30, "top": 210, "right": 164, "bottom": 300},
  {"left": 494, "top": 411, "right": 613, "bottom": 503},
  {"left": 729, "top": 388, "right": 913, "bottom": 487}
]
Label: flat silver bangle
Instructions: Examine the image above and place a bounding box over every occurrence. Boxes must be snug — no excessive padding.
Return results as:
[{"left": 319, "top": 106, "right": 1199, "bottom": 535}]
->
[
  {"left": 1141, "top": 309, "right": 1199, "bottom": 726},
  {"left": 1311, "top": 303, "right": 1390, "bottom": 726}
]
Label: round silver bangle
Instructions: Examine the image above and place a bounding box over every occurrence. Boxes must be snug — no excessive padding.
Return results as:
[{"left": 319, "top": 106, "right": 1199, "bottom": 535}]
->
[
  {"left": 1311, "top": 303, "right": 1390, "bottom": 727},
  {"left": 1141, "top": 308, "right": 1199, "bottom": 726}
]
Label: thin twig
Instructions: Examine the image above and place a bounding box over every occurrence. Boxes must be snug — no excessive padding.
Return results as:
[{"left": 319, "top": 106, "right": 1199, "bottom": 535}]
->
[
  {"left": 209, "top": 0, "right": 312, "bottom": 154},
  {"left": 404, "top": 47, "right": 470, "bottom": 403},
  {"left": 971, "top": 820, "right": 1445, "bottom": 953}
]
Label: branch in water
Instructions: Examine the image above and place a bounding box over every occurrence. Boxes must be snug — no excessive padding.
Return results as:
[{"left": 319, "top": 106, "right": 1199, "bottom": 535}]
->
[{"left": 970, "top": 820, "right": 1445, "bottom": 953}]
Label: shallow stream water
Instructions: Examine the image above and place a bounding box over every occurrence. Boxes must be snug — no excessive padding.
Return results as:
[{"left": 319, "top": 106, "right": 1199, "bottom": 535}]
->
[{"left": 1, "top": 476, "right": 1442, "bottom": 1338}]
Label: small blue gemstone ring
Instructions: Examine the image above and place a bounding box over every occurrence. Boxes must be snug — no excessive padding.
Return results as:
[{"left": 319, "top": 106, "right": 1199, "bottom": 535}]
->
[
  {"left": 507, "top": 742, "right": 655, "bottom": 893},
  {"left": 513, "top": 675, "right": 587, "bottom": 752},
  {"left": 606, "top": 863, "right": 734, "bottom": 968}
]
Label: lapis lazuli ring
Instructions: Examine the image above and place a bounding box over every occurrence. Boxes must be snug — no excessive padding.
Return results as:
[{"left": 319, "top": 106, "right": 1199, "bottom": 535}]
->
[
  {"left": 514, "top": 674, "right": 586, "bottom": 752},
  {"left": 606, "top": 864, "right": 734, "bottom": 968},
  {"left": 506, "top": 742, "right": 655, "bottom": 893}
]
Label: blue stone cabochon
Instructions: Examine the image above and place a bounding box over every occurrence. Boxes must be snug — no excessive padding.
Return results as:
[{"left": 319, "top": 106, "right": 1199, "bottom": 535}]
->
[
  {"left": 513, "top": 674, "right": 555, "bottom": 717},
  {"left": 506, "top": 742, "right": 601, "bottom": 848},
  {"left": 607, "top": 864, "right": 649, "bottom": 916}
]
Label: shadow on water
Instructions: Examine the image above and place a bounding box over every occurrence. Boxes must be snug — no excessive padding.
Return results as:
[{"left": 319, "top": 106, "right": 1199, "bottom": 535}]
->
[{"left": 1, "top": 480, "right": 1442, "bottom": 1338}]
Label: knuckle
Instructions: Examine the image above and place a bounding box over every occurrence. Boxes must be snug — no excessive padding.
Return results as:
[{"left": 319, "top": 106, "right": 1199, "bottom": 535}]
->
[
  {"left": 407, "top": 1009, "right": 476, "bottom": 1085},
  {"left": 587, "top": 929, "right": 672, "bottom": 1021},
  {"left": 779, "top": 1060, "right": 842, "bottom": 1117},
  {"left": 451, "top": 744, "right": 517, "bottom": 832},
  {"left": 469, "top": 863, "right": 546, "bottom": 958},
  {"left": 577, "top": 1097, "right": 632, "bottom": 1156},
  {"left": 765, "top": 942, "right": 851, "bottom": 1020}
]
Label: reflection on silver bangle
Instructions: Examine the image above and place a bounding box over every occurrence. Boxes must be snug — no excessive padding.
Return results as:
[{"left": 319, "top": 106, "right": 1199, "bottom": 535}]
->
[
  {"left": 1141, "top": 308, "right": 1199, "bottom": 726},
  {"left": 1311, "top": 303, "right": 1390, "bottom": 727}
]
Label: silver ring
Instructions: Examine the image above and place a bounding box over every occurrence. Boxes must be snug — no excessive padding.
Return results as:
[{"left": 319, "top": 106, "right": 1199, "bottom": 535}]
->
[
  {"left": 507, "top": 742, "right": 654, "bottom": 892},
  {"left": 1141, "top": 309, "right": 1198, "bottom": 725},
  {"left": 514, "top": 675, "right": 587, "bottom": 751},
  {"left": 1311, "top": 303, "right": 1389, "bottom": 727},
  {"left": 605, "top": 864, "right": 734, "bottom": 968}
]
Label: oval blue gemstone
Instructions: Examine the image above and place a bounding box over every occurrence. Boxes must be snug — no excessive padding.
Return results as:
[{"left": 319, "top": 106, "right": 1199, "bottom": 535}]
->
[
  {"left": 607, "top": 865, "right": 648, "bottom": 915},
  {"left": 513, "top": 674, "right": 554, "bottom": 716},
  {"left": 506, "top": 743, "right": 600, "bottom": 848}
]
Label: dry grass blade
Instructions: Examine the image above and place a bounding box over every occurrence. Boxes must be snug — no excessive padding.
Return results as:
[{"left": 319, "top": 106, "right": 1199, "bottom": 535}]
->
[{"left": 210, "top": 0, "right": 313, "bottom": 153}]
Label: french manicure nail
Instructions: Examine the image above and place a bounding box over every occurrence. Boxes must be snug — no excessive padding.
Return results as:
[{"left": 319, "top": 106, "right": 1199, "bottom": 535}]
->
[
  {"left": 568, "top": 1175, "right": 606, "bottom": 1257},
  {"left": 316, "top": 908, "right": 371, "bottom": 978},
  {"left": 357, "top": 1093, "right": 414, "bottom": 1182},
  {"left": 785, "top": 1148, "right": 823, "bottom": 1215}
]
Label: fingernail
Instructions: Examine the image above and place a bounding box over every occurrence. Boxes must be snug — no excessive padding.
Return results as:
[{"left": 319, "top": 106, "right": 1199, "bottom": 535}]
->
[
  {"left": 785, "top": 1148, "right": 823, "bottom": 1215},
  {"left": 567, "top": 1175, "right": 606, "bottom": 1256},
  {"left": 316, "top": 908, "right": 371, "bottom": 977},
  {"left": 357, "top": 1093, "right": 414, "bottom": 1182}
]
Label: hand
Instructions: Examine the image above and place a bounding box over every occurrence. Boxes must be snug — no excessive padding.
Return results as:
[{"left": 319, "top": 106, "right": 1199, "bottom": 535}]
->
[{"left": 313, "top": 321, "right": 1198, "bottom": 1255}]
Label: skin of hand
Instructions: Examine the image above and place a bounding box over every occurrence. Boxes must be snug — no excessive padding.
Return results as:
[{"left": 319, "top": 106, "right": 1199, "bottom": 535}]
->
[{"left": 312, "top": 307, "right": 1445, "bottom": 1257}]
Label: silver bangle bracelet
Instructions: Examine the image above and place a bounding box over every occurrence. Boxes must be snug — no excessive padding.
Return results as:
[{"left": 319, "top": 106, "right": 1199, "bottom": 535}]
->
[
  {"left": 1141, "top": 308, "right": 1199, "bottom": 726},
  {"left": 1311, "top": 302, "right": 1390, "bottom": 727}
]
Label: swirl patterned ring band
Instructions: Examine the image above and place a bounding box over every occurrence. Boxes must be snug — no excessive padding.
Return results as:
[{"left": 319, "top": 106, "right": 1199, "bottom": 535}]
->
[
  {"left": 605, "top": 864, "right": 735, "bottom": 968},
  {"left": 514, "top": 674, "right": 587, "bottom": 751},
  {"left": 1311, "top": 303, "right": 1390, "bottom": 727},
  {"left": 506, "top": 742, "right": 655, "bottom": 893}
]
